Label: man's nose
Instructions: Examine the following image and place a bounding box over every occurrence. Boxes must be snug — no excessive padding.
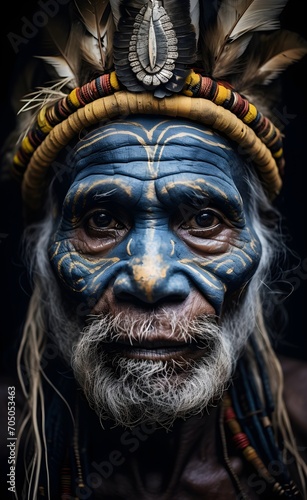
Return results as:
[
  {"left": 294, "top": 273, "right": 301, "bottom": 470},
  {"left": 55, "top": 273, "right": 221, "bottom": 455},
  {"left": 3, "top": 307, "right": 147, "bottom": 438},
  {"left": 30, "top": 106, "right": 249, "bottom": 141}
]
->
[{"left": 113, "top": 233, "right": 190, "bottom": 304}]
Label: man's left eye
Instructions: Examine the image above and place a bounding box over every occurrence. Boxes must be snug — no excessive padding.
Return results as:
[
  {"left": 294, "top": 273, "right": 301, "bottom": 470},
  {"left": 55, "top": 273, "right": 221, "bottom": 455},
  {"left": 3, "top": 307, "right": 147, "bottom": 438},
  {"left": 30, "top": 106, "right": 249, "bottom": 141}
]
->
[
  {"left": 194, "top": 210, "right": 221, "bottom": 228},
  {"left": 84, "top": 210, "right": 125, "bottom": 233},
  {"left": 182, "top": 209, "right": 222, "bottom": 230}
]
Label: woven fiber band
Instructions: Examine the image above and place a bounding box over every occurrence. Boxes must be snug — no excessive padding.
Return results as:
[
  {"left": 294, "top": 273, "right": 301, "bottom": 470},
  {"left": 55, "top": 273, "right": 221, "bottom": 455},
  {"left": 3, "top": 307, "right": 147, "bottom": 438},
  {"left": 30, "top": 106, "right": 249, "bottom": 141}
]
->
[{"left": 21, "top": 91, "right": 282, "bottom": 215}]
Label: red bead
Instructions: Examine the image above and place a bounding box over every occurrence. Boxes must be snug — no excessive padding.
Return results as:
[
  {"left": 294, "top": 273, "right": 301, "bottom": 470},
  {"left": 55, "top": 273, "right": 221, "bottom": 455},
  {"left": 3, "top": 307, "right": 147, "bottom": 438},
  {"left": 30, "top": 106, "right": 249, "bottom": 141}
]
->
[
  {"left": 232, "top": 432, "right": 249, "bottom": 449},
  {"left": 224, "top": 407, "right": 236, "bottom": 422},
  {"left": 199, "top": 76, "right": 213, "bottom": 98}
]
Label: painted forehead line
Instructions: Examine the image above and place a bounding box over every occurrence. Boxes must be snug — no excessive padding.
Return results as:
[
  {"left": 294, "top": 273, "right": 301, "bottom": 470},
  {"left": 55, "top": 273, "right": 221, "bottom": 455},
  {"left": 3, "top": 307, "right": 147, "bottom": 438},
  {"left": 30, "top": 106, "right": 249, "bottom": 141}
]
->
[
  {"left": 71, "top": 119, "right": 244, "bottom": 183},
  {"left": 74, "top": 118, "right": 234, "bottom": 157},
  {"left": 67, "top": 117, "right": 249, "bottom": 205}
]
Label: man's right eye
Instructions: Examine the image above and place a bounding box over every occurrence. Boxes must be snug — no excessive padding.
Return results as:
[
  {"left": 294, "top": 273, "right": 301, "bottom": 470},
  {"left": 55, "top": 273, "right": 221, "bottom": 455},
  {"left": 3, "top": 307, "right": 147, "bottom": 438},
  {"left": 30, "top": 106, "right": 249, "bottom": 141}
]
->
[{"left": 84, "top": 210, "right": 125, "bottom": 235}]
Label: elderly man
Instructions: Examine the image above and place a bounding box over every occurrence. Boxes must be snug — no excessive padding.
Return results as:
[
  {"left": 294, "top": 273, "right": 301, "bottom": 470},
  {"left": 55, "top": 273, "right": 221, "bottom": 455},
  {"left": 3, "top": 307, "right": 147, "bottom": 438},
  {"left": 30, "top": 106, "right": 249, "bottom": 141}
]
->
[{"left": 1, "top": 1, "right": 307, "bottom": 499}]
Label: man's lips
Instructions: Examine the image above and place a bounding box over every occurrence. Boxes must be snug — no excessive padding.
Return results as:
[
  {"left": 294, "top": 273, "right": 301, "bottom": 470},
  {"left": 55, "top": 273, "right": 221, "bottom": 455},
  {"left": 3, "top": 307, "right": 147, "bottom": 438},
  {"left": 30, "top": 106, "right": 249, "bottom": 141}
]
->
[{"left": 102, "top": 338, "right": 207, "bottom": 361}]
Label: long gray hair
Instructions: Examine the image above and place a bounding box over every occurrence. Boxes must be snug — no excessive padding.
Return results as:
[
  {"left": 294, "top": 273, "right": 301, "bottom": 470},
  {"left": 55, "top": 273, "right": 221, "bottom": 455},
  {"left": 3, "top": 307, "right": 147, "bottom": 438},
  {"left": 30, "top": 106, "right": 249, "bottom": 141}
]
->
[{"left": 16, "top": 169, "right": 307, "bottom": 499}]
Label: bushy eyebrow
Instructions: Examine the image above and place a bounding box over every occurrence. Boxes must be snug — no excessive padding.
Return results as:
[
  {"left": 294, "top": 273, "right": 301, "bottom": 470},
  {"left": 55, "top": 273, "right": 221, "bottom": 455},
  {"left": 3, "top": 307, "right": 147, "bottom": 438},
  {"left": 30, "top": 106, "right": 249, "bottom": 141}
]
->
[
  {"left": 60, "top": 173, "right": 246, "bottom": 229},
  {"left": 61, "top": 178, "right": 136, "bottom": 223},
  {"left": 156, "top": 178, "right": 246, "bottom": 227}
]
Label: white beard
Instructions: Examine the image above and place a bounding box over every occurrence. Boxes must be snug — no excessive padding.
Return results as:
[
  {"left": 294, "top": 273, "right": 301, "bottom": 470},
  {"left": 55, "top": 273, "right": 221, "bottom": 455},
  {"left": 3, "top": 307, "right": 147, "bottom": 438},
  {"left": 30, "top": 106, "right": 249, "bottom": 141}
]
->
[{"left": 69, "top": 310, "right": 249, "bottom": 429}]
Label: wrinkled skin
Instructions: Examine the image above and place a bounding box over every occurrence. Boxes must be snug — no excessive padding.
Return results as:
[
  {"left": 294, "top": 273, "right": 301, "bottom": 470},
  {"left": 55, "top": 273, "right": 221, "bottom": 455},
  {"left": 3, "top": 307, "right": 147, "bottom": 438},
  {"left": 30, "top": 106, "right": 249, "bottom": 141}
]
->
[
  {"left": 49, "top": 117, "right": 261, "bottom": 319},
  {"left": 2, "top": 117, "right": 306, "bottom": 499}
]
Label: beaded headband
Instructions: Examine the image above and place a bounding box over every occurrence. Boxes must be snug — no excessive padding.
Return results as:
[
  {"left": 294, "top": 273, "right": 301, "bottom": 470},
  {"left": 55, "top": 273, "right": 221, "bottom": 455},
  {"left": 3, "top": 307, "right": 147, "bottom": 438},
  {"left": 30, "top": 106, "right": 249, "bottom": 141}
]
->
[{"left": 10, "top": 0, "right": 307, "bottom": 217}]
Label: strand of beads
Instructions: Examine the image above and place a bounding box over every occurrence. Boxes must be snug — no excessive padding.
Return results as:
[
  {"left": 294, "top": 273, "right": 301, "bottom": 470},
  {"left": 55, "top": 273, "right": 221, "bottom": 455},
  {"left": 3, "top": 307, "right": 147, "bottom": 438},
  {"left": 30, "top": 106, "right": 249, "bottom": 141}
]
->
[{"left": 12, "top": 72, "right": 121, "bottom": 180}]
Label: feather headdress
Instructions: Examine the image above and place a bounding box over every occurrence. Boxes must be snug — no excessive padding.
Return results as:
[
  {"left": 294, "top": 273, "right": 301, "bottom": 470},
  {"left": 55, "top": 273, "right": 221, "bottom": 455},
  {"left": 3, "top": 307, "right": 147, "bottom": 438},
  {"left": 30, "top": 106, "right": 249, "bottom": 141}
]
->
[
  {"left": 30, "top": 0, "right": 307, "bottom": 102},
  {"left": 9, "top": 0, "right": 307, "bottom": 216}
]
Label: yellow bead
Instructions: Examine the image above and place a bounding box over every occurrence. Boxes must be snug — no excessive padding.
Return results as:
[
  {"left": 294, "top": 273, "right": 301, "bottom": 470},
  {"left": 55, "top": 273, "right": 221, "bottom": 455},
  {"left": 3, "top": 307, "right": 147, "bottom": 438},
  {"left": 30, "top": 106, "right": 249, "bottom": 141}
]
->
[
  {"left": 243, "top": 103, "right": 257, "bottom": 123},
  {"left": 12, "top": 154, "right": 24, "bottom": 168},
  {"left": 69, "top": 88, "right": 81, "bottom": 108},
  {"left": 110, "top": 71, "right": 121, "bottom": 91},
  {"left": 183, "top": 70, "right": 201, "bottom": 97},
  {"left": 21, "top": 136, "right": 35, "bottom": 154},
  {"left": 214, "top": 85, "right": 229, "bottom": 105},
  {"left": 242, "top": 446, "right": 257, "bottom": 461},
  {"left": 273, "top": 147, "right": 283, "bottom": 158},
  {"left": 37, "top": 107, "right": 53, "bottom": 134},
  {"left": 187, "top": 70, "right": 201, "bottom": 87}
]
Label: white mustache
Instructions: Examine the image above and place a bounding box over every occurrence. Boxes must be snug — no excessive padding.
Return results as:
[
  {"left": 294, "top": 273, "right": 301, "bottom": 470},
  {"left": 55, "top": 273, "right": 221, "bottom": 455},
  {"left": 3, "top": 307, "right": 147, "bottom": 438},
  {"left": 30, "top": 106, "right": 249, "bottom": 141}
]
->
[{"left": 82, "top": 310, "right": 220, "bottom": 346}]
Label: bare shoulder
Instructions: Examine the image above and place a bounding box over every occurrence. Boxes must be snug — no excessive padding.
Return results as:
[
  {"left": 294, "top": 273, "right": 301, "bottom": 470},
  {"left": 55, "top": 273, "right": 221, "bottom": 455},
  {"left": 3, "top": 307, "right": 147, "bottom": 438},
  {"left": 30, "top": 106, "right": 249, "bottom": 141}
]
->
[{"left": 278, "top": 354, "right": 307, "bottom": 441}]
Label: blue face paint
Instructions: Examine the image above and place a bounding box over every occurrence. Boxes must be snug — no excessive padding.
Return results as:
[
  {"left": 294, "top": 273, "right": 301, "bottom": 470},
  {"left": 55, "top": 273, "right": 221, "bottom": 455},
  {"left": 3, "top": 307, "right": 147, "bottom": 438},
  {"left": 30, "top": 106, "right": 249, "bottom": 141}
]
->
[{"left": 48, "top": 116, "right": 262, "bottom": 314}]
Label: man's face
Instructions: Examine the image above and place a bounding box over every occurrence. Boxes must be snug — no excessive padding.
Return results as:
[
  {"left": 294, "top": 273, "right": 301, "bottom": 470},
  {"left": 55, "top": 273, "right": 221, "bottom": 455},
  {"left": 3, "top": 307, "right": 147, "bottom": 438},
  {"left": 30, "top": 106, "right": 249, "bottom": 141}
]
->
[{"left": 48, "top": 116, "right": 262, "bottom": 427}]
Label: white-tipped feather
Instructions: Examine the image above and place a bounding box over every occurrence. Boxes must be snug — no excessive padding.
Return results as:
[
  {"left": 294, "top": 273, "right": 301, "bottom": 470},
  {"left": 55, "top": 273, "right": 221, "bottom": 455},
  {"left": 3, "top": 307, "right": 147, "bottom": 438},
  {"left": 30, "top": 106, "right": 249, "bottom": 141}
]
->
[
  {"left": 226, "top": 0, "right": 288, "bottom": 41},
  {"left": 198, "top": 0, "right": 289, "bottom": 78},
  {"left": 256, "top": 31, "right": 307, "bottom": 84},
  {"left": 232, "top": 30, "right": 307, "bottom": 92},
  {"left": 74, "top": 0, "right": 115, "bottom": 70},
  {"left": 35, "top": 56, "right": 78, "bottom": 88},
  {"left": 79, "top": 32, "right": 107, "bottom": 70}
]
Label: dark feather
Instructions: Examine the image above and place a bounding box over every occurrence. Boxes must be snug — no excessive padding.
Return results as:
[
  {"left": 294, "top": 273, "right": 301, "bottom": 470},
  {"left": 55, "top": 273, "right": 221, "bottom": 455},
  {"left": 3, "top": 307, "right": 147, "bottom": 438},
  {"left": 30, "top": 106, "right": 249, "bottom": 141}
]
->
[
  {"left": 42, "top": 9, "right": 84, "bottom": 85},
  {"left": 197, "top": 0, "right": 288, "bottom": 77},
  {"left": 232, "top": 30, "right": 307, "bottom": 92},
  {"left": 73, "top": 0, "right": 115, "bottom": 72}
]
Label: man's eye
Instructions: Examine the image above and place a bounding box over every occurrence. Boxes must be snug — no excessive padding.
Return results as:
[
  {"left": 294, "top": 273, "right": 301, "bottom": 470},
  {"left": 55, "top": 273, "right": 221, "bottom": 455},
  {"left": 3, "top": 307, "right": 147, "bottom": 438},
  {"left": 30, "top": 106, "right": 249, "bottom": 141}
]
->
[
  {"left": 84, "top": 210, "right": 124, "bottom": 232},
  {"left": 194, "top": 211, "right": 220, "bottom": 228},
  {"left": 182, "top": 209, "right": 222, "bottom": 230}
]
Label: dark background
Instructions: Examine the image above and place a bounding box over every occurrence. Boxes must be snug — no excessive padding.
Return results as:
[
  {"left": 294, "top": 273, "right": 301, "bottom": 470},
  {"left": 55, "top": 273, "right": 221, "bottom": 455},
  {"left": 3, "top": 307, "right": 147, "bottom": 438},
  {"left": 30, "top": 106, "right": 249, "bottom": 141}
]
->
[{"left": 0, "top": 0, "right": 306, "bottom": 364}]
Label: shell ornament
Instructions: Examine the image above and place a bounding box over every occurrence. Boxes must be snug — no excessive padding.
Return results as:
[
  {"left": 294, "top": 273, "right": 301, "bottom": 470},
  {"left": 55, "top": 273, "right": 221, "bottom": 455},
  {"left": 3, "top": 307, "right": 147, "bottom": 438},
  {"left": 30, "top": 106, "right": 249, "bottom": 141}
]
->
[{"left": 113, "top": 0, "right": 196, "bottom": 97}]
